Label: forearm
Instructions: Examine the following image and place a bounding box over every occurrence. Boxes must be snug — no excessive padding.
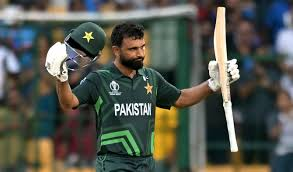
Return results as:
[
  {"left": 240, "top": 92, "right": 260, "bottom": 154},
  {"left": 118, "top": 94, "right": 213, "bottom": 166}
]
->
[
  {"left": 56, "top": 80, "right": 79, "bottom": 110},
  {"left": 175, "top": 80, "right": 214, "bottom": 108}
]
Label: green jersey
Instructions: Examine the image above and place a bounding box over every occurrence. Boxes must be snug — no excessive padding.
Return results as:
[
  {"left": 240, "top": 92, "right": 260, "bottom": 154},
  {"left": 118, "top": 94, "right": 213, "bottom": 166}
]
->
[{"left": 73, "top": 63, "right": 181, "bottom": 157}]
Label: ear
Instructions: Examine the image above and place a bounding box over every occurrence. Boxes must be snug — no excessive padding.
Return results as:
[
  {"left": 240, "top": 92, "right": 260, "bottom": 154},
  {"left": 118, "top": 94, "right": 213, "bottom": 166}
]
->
[{"left": 112, "top": 46, "right": 120, "bottom": 58}]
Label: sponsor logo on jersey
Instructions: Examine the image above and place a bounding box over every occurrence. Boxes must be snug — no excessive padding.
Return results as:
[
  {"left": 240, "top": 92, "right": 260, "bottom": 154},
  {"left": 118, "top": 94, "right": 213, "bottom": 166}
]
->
[
  {"left": 114, "top": 103, "right": 152, "bottom": 116},
  {"left": 109, "top": 81, "right": 122, "bottom": 95}
]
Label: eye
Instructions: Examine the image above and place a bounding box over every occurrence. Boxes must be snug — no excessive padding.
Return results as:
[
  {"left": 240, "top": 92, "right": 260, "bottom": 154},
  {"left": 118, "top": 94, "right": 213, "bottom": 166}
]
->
[{"left": 129, "top": 47, "right": 137, "bottom": 51}]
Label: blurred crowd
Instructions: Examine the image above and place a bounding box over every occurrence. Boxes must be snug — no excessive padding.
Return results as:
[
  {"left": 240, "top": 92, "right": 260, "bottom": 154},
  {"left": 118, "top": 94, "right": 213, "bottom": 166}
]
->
[
  {"left": 0, "top": 0, "right": 293, "bottom": 172},
  {"left": 0, "top": 0, "right": 184, "bottom": 12},
  {"left": 200, "top": 0, "right": 293, "bottom": 171}
]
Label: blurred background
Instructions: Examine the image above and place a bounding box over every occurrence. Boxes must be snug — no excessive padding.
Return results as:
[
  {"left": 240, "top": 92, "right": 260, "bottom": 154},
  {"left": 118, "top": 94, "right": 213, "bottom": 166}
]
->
[{"left": 0, "top": 0, "right": 293, "bottom": 172}]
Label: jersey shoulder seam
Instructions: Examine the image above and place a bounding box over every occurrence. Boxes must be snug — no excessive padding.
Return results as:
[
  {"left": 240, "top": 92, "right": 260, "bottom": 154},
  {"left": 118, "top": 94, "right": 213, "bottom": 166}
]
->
[
  {"left": 144, "top": 67, "right": 159, "bottom": 75},
  {"left": 94, "top": 69, "right": 110, "bottom": 74},
  {"left": 142, "top": 67, "right": 155, "bottom": 75}
]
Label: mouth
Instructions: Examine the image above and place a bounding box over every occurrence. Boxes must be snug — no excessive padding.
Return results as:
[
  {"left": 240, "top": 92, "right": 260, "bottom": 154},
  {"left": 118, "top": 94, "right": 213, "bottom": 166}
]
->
[{"left": 134, "top": 57, "right": 144, "bottom": 62}]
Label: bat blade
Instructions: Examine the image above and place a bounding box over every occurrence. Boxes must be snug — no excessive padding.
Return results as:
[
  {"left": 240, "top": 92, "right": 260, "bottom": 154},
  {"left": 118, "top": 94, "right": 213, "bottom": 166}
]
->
[
  {"left": 214, "top": 7, "right": 229, "bottom": 101},
  {"left": 214, "top": 7, "right": 238, "bottom": 152}
]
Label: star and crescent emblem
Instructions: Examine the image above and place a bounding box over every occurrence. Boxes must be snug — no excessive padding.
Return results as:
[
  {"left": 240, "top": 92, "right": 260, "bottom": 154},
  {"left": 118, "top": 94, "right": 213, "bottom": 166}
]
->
[
  {"left": 144, "top": 82, "right": 153, "bottom": 94},
  {"left": 83, "top": 32, "right": 94, "bottom": 43}
]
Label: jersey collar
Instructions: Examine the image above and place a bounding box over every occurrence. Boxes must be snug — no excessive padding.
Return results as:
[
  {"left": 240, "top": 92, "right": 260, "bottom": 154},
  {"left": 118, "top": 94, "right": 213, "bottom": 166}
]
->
[{"left": 109, "top": 63, "right": 146, "bottom": 79}]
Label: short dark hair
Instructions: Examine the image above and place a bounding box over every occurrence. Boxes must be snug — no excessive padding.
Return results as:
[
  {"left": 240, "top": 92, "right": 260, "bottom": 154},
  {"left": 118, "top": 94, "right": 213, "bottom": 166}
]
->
[{"left": 111, "top": 22, "right": 144, "bottom": 47}]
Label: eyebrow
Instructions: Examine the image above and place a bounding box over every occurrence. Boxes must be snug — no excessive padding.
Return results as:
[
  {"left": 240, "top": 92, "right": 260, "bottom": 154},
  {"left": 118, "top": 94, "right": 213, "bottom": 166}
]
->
[{"left": 128, "top": 44, "right": 146, "bottom": 50}]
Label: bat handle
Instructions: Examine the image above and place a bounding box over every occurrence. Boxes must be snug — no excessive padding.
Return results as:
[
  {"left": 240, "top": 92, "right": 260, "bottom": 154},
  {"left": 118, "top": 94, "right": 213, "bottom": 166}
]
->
[{"left": 223, "top": 101, "right": 238, "bottom": 152}]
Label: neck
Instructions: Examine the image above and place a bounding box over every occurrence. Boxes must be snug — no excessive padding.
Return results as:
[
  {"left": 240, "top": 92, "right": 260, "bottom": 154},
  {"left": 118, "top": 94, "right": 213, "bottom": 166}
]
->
[{"left": 114, "top": 60, "right": 136, "bottom": 78}]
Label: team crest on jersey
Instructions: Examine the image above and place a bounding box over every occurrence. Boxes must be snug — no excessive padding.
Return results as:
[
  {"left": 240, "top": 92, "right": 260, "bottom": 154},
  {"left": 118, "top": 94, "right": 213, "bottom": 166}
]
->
[
  {"left": 144, "top": 82, "right": 153, "bottom": 94},
  {"left": 109, "top": 80, "right": 122, "bottom": 95}
]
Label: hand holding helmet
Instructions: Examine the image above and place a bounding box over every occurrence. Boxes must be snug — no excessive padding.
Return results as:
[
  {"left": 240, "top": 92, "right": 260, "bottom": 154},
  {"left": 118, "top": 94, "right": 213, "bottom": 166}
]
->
[
  {"left": 64, "top": 22, "right": 106, "bottom": 70},
  {"left": 45, "top": 42, "right": 69, "bottom": 82},
  {"left": 45, "top": 22, "right": 106, "bottom": 81}
]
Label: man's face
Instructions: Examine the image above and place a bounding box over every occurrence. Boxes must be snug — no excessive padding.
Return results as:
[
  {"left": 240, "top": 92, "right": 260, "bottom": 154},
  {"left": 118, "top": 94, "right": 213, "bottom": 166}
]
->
[{"left": 118, "top": 37, "right": 145, "bottom": 70}]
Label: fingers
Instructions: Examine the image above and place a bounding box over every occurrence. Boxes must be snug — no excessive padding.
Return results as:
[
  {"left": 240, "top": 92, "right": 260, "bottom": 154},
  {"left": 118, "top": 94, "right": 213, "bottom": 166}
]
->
[
  {"left": 228, "top": 59, "right": 240, "bottom": 82},
  {"left": 231, "top": 71, "right": 240, "bottom": 80},
  {"left": 227, "top": 59, "right": 237, "bottom": 72},
  {"left": 210, "top": 59, "right": 237, "bottom": 72},
  {"left": 209, "top": 58, "right": 240, "bottom": 81},
  {"left": 59, "top": 43, "right": 67, "bottom": 58},
  {"left": 56, "top": 62, "right": 69, "bottom": 82},
  {"left": 228, "top": 59, "right": 237, "bottom": 65},
  {"left": 208, "top": 60, "right": 218, "bottom": 71},
  {"left": 61, "top": 62, "right": 68, "bottom": 75},
  {"left": 45, "top": 42, "right": 68, "bottom": 77},
  {"left": 230, "top": 68, "right": 239, "bottom": 75}
]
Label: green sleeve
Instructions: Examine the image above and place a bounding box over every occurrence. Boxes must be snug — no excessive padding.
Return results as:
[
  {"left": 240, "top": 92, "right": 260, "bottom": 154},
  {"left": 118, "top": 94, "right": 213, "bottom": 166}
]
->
[
  {"left": 153, "top": 70, "right": 181, "bottom": 109},
  {"left": 73, "top": 72, "right": 100, "bottom": 106}
]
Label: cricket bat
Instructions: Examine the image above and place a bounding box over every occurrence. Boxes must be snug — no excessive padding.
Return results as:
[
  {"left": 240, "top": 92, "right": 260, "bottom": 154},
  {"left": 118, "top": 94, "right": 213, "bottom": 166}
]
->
[{"left": 214, "top": 7, "right": 238, "bottom": 152}]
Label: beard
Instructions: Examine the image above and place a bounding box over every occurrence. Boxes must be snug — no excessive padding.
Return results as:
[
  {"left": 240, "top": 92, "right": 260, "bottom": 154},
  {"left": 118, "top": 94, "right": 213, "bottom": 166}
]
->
[{"left": 120, "top": 55, "right": 144, "bottom": 70}]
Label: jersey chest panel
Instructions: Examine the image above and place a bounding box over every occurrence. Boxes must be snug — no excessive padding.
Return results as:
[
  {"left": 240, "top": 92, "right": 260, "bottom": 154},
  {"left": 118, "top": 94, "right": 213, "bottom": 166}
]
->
[{"left": 96, "top": 74, "right": 156, "bottom": 130}]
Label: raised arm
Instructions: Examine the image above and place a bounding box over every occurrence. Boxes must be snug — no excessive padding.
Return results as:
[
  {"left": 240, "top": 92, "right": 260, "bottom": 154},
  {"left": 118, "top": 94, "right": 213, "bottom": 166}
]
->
[
  {"left": 56, "top": 81, "right": 79, "bottom": 110},
  {"left": 175, "top": 81, "right": 213, "bottom": 108},
  {"left": 45, "top": 42, "right": 79, "bottom": 110}
]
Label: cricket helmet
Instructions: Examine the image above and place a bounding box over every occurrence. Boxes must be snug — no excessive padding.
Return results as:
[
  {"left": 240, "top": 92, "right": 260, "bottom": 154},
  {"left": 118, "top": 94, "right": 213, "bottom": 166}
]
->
[{"left": 64, "top": 22, "right": 106, "bottom": 70}]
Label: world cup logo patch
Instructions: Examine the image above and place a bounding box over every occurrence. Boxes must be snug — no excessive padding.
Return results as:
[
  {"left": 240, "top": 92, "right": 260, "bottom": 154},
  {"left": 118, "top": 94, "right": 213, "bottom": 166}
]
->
[{"left": 109, "top": 81, "right": 122, "bottom": 95}]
